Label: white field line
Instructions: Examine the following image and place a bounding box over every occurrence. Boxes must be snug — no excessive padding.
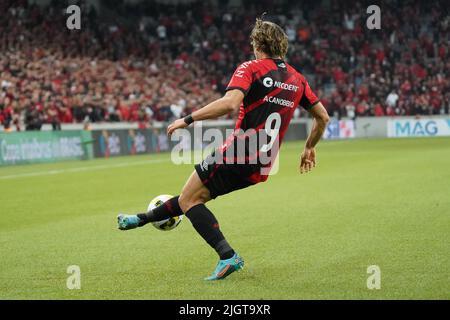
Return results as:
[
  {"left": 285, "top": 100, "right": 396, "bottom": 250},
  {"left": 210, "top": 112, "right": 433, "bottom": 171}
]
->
[{"left": 0, "top": 159, "right": 169, "bottom": 180}]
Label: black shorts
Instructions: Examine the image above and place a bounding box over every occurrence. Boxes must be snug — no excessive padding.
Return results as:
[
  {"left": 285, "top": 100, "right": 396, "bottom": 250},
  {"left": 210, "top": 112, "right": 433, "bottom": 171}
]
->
[{"left": 195, "top": 153, "right": 260, "bottom": 199}]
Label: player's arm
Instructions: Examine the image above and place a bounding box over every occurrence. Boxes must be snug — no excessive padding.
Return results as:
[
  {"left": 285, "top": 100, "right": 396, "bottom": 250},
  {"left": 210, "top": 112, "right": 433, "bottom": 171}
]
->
[
  {"left": 167, "top": 89, "right": 243, "bottom": 136},
  {"left": 300, "top": 102, "right": 329, "bottom": 174}
]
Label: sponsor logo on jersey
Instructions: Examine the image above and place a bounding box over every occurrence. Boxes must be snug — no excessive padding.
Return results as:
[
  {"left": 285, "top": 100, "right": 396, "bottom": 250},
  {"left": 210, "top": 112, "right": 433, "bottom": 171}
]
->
[
  {"left": 274, "top": 81, "right": 299, "bottom": 92},
  {"left": 263, "top": 77, "right": 274, "bottom": 88},
  {"left": 262, "top": 77, "right": 299, "bottom": 92}
]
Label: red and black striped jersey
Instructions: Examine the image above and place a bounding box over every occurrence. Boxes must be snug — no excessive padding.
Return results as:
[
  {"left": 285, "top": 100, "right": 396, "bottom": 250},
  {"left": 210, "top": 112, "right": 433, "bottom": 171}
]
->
[
  {"left": 227, "top": 58, "right": 319, "bottom": 133},
  {"left": 222, "top": 58, "right": 320, "bottom": 183}
]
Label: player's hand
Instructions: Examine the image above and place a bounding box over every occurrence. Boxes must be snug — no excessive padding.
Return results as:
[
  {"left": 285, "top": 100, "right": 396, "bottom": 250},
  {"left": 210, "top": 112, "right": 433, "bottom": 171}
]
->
[
  {"left": 167, "top": 119, "right": 188, "bottom": 137},
  {"left": 300, "top": 147, "right": 316, "bottom": 174}
]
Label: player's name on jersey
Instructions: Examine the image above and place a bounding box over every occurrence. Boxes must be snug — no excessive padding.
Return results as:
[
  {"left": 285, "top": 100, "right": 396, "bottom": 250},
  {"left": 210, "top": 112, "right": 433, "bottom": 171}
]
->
[{"left": 263, "top": 95, "right": 295, "bottom": 108}]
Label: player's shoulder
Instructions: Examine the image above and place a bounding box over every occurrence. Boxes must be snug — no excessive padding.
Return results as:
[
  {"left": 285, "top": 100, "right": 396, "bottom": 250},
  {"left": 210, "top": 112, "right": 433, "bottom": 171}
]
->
[
  {"left": 234, "top": 59, "right": 308, "bottom": 83},
  {"left": 285, "top": 62, "right": 307, "bottom": 82},
  {"left": 235, "top": 59, "right": 261, "bottom": 72},
  {"left": 236, "top": 58, "right": 283, "bottom": 70}
]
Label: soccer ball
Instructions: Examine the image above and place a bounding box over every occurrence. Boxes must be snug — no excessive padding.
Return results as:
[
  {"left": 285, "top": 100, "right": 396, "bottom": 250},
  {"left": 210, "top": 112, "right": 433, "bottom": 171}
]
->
[{"left": 148, "top": 194, "right": 183, "bottom": 231}]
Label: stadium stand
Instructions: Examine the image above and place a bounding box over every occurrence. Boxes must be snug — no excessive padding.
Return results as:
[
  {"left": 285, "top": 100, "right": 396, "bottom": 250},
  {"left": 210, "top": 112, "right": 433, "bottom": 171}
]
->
[{"left": 0, "top": 0, "right": 449, "bottom": 131}]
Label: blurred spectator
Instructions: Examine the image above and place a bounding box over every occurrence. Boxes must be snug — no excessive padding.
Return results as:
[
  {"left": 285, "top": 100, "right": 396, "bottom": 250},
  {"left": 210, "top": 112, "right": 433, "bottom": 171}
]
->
[{"left": 0, "top": 0, "right": 449, "bottom": 131}]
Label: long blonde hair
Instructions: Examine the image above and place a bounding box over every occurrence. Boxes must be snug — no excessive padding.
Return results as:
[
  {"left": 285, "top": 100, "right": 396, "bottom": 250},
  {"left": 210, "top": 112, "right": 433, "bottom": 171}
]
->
[{"left": 250, "top": 15, "right": 289, "bottom": 59}]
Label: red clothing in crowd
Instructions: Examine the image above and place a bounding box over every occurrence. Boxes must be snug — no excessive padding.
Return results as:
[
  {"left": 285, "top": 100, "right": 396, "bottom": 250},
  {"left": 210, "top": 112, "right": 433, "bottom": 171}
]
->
[{"left": 374, "top": 104, "right": 385, "bottom": 116}]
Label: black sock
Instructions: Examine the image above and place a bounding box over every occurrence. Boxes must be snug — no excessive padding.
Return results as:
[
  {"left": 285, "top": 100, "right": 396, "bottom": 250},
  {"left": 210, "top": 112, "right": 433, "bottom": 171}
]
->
[
  {"left": 137, "top": 196, "right": 183, "bottom": 226},
  {"left": 185, "top": 204, "right": 235, "bottom": 260}
]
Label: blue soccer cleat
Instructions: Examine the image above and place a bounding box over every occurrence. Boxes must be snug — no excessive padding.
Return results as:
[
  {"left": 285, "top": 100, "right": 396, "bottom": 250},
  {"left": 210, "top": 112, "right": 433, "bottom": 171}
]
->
[
  {"left": 117, "top": 214, "right": 142, "bottom": 230},
  {"left": 205, "top": 253, "right": 244, "bottom": 281}
]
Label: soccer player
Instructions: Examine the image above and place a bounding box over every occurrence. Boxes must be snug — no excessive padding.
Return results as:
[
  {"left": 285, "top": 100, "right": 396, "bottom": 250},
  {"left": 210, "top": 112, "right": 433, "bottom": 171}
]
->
[{"left": 117, "top": 17, "right": 329, "bottom": 280}]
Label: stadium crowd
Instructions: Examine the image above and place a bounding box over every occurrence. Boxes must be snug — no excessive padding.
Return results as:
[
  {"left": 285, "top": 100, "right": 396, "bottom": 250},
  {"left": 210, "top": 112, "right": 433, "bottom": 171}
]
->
[{"left": 0, "top": 0, "right": 449, "bottom": 131}]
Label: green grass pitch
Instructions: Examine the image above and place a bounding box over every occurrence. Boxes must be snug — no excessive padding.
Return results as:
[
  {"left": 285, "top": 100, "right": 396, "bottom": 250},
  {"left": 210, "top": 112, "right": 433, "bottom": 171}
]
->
[{"left": 0, "top": 138, "right": 449, "bottom": 300}]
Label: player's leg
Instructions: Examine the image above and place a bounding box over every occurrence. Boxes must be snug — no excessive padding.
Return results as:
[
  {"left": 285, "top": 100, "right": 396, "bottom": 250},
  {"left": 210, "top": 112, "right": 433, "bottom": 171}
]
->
[
  {"left": 178, "top": 171, "right": 244, "bottom": 281},
  {"left": 137, "top": 195, "right": 183, "bottom": 225},
  {"left": 117, "top": 167, "right": 244, "bottom": 280},
  {"left": 117, "top": 171, "right": 207, "bottom": 230},
  {"left": 179, "top": 171, "right": 235, "bottom": 260},
  {"left": 117, "top": 194, "right": 183, "bottom": 230},
  {"left": 140, "top": 168, "right": 215, "bottom": 223},
  {"left": 178, "top": 170, "right": 212, "bottom": 212}
]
